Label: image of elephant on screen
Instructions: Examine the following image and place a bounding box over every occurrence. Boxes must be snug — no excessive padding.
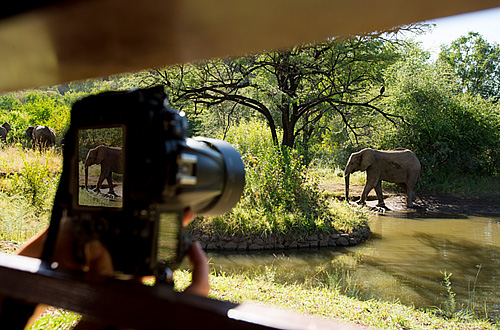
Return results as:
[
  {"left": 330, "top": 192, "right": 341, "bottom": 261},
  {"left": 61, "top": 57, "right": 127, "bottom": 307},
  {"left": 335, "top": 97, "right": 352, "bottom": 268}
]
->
[
  {"left": 344, "top": 148, "right": 421, "bottom": 208},
  {"left": 84, "top": 145, "right": 123, "bottom": 197}
]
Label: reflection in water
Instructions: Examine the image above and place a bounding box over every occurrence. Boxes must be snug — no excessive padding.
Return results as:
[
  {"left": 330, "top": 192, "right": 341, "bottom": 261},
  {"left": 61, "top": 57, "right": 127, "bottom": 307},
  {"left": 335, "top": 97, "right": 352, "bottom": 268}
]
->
[{"left": 206, "top": 214, "right": 500, "bottom": 319}]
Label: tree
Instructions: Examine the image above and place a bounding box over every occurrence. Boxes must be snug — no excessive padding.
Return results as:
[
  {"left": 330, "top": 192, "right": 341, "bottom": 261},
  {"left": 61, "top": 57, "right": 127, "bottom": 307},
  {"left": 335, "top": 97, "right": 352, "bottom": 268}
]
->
[
  {"left": 439, "top": 32, "right": 500, "bottom": 102},
  {"left": 379, "top": 42, "right": 500, "bottom": 177},
  {"left": 144, "top": 29, "right": 423, "bottom": 149}
]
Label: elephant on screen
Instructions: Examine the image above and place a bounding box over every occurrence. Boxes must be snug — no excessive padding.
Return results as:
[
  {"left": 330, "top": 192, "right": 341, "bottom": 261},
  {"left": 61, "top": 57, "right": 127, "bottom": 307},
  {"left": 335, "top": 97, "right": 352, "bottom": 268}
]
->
[
  {"left": 84, "top": 145, "right": 123, "bottom": 197},
  {"left": 344, "top": 148, "right": 421, "bottom": 208}
]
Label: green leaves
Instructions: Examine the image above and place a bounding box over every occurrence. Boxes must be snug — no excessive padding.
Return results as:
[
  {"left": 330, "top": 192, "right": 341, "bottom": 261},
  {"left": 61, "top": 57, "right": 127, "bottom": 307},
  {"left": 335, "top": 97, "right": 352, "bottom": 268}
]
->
[
  {"left": 439, "top": 32, "right": 500, "bottom": 102},
  {"left": 377, "top": 38, "right": 500, "bottom": 179}
]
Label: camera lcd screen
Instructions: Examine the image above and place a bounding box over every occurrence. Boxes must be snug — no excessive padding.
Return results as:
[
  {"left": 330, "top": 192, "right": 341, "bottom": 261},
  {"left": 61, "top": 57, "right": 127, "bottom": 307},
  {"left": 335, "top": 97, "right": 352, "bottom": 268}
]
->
[{"left": 78, "top": 127, "right": 124, "bottom": 208}]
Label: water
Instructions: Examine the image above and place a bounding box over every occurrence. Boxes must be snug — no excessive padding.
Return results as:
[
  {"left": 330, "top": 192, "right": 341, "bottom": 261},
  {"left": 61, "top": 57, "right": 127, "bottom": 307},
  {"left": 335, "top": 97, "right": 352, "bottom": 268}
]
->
[{"left": 206, "top": 213, "right": 500, "bottom": 318}]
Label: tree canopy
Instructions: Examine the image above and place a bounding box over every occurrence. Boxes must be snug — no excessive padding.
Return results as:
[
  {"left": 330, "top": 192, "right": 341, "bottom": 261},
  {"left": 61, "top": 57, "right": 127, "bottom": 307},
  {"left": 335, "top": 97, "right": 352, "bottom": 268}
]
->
[
  {"left": 144, "top": 28, "right": 426, "bottom": 149},
  {"left": 439, "top": 31, "right": 500, "bottom": 102}
]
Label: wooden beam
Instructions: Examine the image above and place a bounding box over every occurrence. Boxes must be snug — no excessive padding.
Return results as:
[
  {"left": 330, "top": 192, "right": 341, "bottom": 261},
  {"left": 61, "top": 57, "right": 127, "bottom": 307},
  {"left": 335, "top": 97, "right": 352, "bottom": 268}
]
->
[
  {"left": 0, "top": 253, "right": 364, "bottom": 329},
  {"left": 0, "top": 0, "right": 499, "bottom": 91}
]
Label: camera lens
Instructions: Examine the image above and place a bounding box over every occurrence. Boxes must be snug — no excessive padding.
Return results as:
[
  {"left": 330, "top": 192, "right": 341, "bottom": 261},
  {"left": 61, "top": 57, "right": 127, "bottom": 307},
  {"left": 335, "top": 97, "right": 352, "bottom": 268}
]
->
[
  {"left": 192, "top": 137, "right": 246, "bottom": 215},
  {"left": 172, "top": 137, "right": 245, "bottom": 216}
]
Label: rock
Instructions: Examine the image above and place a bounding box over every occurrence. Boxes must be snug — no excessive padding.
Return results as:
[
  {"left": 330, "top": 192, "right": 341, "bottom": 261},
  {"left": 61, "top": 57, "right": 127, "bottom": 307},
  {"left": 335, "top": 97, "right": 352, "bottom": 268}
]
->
[
  {"left": 337, "top": 237, "right": 349, "bottom": 246},
  {"left": 190, "top": 225, "right": 371, "bottom": 252},
  {"left": 249, "top": 244, "right": 263, "bottom": 250},
  {"left": 207, "top": 243, "right": 218, "bottom": 250},
  {"left": 224, "top": 242, "right": 238, "bottom": 250}
]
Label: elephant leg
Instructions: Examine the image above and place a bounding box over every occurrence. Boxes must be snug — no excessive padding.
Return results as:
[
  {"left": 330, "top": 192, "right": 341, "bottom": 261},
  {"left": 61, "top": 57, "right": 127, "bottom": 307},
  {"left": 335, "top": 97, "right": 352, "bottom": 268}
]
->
[
  {"left": 397, "top": 182, "right": 415, "bottom": 208},
  {"left": 359, "top": 180, "right": 376, "bottom": 204},
  {"left": 106, "top": 172, "right": 117, "bottom": 196},
  {"left": 96, "top": 170, "right": 107, "bottom": 193},
  {"left": 374, "top": 181, "right": 385, "bottom": 207},
  {"left": 406, "top": 185, "right": 415, "bottom": 207}
]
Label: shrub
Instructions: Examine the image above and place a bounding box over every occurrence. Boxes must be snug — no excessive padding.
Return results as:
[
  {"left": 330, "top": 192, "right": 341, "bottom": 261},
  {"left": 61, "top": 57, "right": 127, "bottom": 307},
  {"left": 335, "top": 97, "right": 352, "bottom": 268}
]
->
[
  {"left": 9, "top": 150, "right": 60, "bottom": 214},
  {"left": 379, "top": 53, "right": 500, "bottom": 180},
  {"left": 192, "top": 120, "right": 368, "bottom": 236}
]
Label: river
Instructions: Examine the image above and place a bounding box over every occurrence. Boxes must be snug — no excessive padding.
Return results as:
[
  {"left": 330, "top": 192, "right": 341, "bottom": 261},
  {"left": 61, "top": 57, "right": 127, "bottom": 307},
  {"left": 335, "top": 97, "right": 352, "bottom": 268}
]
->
[{"left": 206, "top": 213, "right": 500, "bottom": 319}]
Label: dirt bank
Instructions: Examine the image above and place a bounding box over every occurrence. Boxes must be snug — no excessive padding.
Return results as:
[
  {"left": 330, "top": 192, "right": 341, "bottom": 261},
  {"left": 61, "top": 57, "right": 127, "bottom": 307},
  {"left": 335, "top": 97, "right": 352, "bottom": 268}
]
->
[{"left": 323, "top": 182, "right": 500, "bottom": 217}]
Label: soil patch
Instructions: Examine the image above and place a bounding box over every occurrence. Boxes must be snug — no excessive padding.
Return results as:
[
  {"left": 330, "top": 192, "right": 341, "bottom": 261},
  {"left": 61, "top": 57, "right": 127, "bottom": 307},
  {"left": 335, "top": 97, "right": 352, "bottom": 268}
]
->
[{"left": 323, "top": 182, "right": 500, "bottom": 217}]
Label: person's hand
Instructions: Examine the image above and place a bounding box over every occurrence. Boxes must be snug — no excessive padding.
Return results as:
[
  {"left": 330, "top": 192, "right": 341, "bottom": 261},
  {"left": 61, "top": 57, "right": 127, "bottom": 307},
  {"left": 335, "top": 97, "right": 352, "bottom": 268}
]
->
[
  {"left": 16, "top": 209, "right": 210, "bottom": 328},
  {"left": 181, "top": 209, "right": 210, "bottom": 296},
  {"left": 184, "top": 241, "right": 210, "bottom": 296},
  {"left": 18, "top": 210, "right": 210, "bottom": 293},
  {"left": 17, "top": 213, "right": 113, "bottom": 276}
]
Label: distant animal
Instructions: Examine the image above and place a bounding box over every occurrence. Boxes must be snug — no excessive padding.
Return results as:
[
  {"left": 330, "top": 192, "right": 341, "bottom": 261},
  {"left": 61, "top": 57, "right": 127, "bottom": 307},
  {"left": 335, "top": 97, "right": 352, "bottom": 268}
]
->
[
  {"left": 379, "top": 85, "right": 385, "bottom": 95},
  {"left": 26, "top": 125, "right": 56, "bottom": 148},
  {"left": 344, "top": 148, "right": 421, "bottom": 208},
  {"left": 0, "top": 123, "right": 11, "bottom": 142}
]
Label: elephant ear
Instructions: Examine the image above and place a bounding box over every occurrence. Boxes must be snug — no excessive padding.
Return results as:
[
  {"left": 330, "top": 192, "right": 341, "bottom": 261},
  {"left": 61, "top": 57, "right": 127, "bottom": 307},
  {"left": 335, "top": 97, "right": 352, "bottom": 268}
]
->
[{"left": 360, "top": 149, "right": 375, "bottom": 171}]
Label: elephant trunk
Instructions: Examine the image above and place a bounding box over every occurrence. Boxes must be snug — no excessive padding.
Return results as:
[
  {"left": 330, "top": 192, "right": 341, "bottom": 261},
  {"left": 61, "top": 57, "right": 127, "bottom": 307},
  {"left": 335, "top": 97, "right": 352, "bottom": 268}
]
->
[
  {"left": 344, "top": 164, "right": 353, "bottom": 201},
  {"left": 345, "top": 173, "right": 350, "bottom": 201}
]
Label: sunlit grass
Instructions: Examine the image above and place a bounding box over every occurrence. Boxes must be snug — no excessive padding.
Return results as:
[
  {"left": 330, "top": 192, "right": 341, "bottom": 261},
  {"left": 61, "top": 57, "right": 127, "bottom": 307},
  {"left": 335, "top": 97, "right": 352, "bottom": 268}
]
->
[
  {"left": 27, "top": 308, "right": 80, "bottom": 330},
  {"left": 0, "top": 146, "right": 62, "bottom": 175},
  {"left": 0, "top": 146, "right": 60, "bottom": 243},
  {"left": 0, "top": 192, "right": 47, "bottom": 243},
  {"left": 173, "top": 270, "right": 496, "bottom": 330}
]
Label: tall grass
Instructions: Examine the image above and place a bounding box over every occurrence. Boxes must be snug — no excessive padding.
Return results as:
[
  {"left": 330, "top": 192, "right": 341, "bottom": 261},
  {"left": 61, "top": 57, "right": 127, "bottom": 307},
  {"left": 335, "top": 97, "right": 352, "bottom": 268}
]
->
[{"left": 0, "top": 146, "right": 61, "bottom": 242}]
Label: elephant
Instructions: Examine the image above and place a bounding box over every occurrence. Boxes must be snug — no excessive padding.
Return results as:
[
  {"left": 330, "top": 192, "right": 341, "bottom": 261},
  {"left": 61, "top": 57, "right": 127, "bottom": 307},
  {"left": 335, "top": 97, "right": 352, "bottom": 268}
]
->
[
  {"left": 0, "top": 122, "right": 11, "bottom": 142},
  {"left": 26, "top": 125, "right": 56, "bottom": 148},
  {"left": 344, "top": 148, "right": 421, "bottom": 208},
  {"left": 84, "top": 145, "right": 123, "bottom": 197}
]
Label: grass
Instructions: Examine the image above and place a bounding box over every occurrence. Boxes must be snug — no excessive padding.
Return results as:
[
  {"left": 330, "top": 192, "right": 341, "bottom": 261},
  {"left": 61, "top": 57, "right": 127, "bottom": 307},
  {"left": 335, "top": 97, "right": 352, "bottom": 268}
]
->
[
  {"left": 27, "top": 309, "right": 80, "bottom": 330},
  {"left": 0, "top": 146, "right": 61, "bottom": 243},
  {"left": 422, "top": 175, "right": 500, "bottom": 197},
  {"left": 0, "top": 191, "right": 47, "bottom": 243},
  {"left": 190, "top": 199, "right": 370, "bottom": 238},
  {"left": 173, "top": 270, "right": 497, "bottom": 330}
]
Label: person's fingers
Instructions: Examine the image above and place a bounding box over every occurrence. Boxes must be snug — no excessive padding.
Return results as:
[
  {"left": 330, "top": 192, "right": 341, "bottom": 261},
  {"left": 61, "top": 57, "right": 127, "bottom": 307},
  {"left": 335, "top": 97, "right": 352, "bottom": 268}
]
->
[
  {"left": 182, "top": 208, "right": 195, "bottom": 227},
  {"left": 184, "top": 242, "right": 210, "bottom": 296},
  {"left": 16, "top": 228, "right": 48, "bottom": 258},
  {"left": 84, "top": 240, "right": 114, "bottom": 276}
]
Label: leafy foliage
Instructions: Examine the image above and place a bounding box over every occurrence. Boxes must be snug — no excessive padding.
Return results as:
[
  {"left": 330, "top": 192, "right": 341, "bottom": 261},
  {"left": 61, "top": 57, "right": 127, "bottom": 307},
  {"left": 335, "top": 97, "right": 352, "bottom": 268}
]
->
[
  {"left": 0, "top": 91, "right": 70, "bottom": 144},
  {"left": 377, "top": 42, "right": 500, "bottom": 179},
  {"left": 439, "top": 32, "right": 500, "bottom": 102},
  {"left": 193, "top": 120, "right": 368, "bottom": 236},
  {"left": 144, "top": 31, "right": 417, "bottom": 149},
  {"left": 9, "top": 150, "right": 60, "bottom": 213}
]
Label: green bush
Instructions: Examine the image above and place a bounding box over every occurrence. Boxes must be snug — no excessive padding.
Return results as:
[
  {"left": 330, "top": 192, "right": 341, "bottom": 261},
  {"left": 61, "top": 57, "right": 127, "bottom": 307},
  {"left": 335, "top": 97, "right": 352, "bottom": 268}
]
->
[
  {"left": 379, "top": 51, "right": 500, "bottom": 180},
  {"left": 0, "top": 90, "right": 71, "bottom": 145},
  {"left": 193, "top": 120, "right": 368, "bottom": 236},
  {"left": 9, "top": 151, "right": 60, "bottom": 214}
]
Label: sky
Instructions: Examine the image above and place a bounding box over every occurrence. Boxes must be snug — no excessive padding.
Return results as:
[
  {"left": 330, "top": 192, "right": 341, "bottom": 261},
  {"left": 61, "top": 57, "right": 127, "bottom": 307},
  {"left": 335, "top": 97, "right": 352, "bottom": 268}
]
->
[{"left": 413, "top": 6, "right": 500, "bottom": 56}]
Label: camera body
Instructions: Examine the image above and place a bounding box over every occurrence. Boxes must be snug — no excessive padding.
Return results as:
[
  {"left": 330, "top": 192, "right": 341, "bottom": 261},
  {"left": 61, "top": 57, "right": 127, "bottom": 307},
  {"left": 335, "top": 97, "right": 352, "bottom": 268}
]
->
[{"left": 52, "top": 87, "right": 245, "bottom": 278}]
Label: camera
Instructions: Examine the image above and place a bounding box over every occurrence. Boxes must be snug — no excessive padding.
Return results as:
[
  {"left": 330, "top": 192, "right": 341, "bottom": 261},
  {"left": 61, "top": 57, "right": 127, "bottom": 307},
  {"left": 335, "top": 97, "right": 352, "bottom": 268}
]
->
[{"left": 46, "top": 87, "right": 245, "bottom": 278}]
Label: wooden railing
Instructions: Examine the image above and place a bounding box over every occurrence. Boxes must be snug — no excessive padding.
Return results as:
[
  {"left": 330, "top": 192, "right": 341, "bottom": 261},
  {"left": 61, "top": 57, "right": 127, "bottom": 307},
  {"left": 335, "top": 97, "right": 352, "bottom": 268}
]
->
[{"left": 0, "top": 253, "right": 365, "bottom": 330}]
